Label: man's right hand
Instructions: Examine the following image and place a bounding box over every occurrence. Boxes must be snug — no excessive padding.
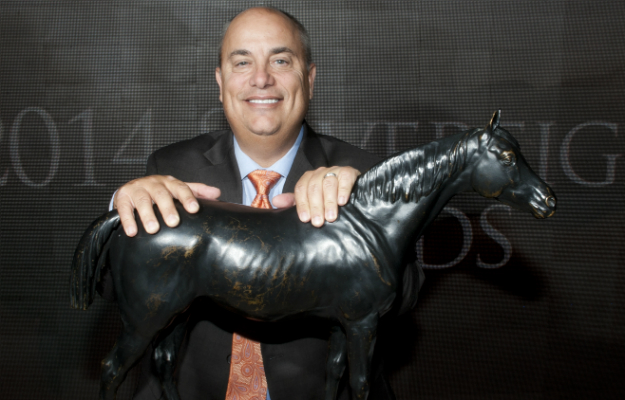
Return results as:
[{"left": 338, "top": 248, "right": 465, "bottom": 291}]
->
[{"left": 113, "top": 175, "right": 221, "bottom": 237}]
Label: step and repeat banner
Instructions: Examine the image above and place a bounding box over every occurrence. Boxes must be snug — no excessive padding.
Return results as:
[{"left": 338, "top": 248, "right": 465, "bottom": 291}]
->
[{"left": 1, "top": 1, "right": 623, "bottom": 399}]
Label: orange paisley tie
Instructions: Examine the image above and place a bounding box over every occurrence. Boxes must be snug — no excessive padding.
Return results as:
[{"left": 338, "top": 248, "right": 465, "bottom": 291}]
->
[{"left": 225, "top": 169, "right": 281, "bottom": 400}]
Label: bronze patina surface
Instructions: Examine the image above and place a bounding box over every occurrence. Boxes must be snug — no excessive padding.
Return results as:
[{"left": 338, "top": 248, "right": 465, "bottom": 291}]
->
[{"left": 71, "top": 111, "right": 556, "bottom": 400}]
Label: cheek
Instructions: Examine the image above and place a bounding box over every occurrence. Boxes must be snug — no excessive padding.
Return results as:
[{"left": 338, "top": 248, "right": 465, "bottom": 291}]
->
[
  {"left": 222, "top": 76, "right": 247, "bottom": 97},
  {"left": 281, "top": 71, "right": 307, "bottom": 95}
]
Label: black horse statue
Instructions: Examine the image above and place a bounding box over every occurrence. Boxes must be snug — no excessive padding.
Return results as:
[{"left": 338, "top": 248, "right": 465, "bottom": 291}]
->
[{"left": 71, "top": 111, "right": 556, "bottom": 400}]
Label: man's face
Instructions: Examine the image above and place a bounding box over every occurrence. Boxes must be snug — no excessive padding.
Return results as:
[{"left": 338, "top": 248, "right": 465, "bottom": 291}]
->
[{"left": 215, "top": 9, "right": 316, "bottom": 144}]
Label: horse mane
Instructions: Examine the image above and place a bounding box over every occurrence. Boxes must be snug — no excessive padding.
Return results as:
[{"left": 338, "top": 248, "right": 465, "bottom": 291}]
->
[{"left": 351, "top": 128, "right": 482, "bottom": 204}]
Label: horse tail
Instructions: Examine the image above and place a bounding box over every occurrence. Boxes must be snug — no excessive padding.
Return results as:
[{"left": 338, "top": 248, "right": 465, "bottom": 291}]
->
[{"left": 70, "top": 211, "right": 121, "bottom": 310}]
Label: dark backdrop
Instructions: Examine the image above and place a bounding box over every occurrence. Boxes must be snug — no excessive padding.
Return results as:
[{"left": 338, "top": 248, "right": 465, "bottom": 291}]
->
[{"left": 1, "top": 1, "right": 623, "bottom": 399}]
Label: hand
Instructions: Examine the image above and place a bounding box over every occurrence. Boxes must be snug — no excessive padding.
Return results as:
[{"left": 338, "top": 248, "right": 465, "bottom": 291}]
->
[
  {"left": 273, "top": 166, "right": 361, "bottom": 227},
  {"left": 113, "top": 175, "right": 221, "bottom": 237}
]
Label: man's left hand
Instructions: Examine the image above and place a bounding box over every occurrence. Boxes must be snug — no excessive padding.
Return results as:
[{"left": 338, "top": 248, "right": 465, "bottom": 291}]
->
[{"left": 272, "top": 166, "right": 361, "bottom": 227}]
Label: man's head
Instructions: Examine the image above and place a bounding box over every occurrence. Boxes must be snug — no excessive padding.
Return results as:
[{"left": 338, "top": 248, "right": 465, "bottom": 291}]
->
[
  {"left": 218, "top": 8, "right": 312, "bottom": 69},
  {"left": 215, "top": 7, "right": 316, "bottom": 164}
]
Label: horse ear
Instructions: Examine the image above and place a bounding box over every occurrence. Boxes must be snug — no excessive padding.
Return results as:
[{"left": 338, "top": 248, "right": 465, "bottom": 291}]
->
[{"left": 488, "top": 110, "right": 501, "bottom": 132}]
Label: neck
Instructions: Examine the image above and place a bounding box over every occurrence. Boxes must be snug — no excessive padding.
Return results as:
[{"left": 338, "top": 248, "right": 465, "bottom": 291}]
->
[
  {"left": 233, "top": 127, "right": 301, "bottom": 168},
  {"left": 350, "top": 131, "right": 479, "bottom": 255}
]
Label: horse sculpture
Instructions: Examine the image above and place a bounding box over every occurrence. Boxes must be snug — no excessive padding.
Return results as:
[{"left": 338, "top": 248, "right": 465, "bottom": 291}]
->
[{"left": 71, "top": 111, "right": 556, "bottom": 400}]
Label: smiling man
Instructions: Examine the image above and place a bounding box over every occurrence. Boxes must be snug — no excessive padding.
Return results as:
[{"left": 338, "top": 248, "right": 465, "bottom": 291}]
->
[
  {"left": 113, "top": 7, "right": 398, "bottom": 400},
  {"left": 215, "top": 11, "right": 314, "bottom": 168}
]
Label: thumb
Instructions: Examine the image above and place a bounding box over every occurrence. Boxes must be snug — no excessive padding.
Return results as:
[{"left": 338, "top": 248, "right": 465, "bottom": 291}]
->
[
  {"left": 272, "top": 192, "right": 296, "bottom": 208},
  {"left": 186, "top": 183, "right": 221, "bottom": 200}
]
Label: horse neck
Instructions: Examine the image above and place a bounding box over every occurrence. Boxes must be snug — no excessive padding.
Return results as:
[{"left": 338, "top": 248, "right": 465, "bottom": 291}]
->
[{"left": 350, "top": 131, "right": 479, "bottom": 253}]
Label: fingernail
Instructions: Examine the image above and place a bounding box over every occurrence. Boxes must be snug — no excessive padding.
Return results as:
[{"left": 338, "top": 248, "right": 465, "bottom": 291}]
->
[
  {"left": 126, "top": 226, "right": 137, "bottom": 236},
  {"left": 167, "top": 215, "right": 179, "bottom": 225},
  {"left": 313, "top": 216, "right": 323, "bottom": 226},
  {"left": 326, "top": 210, "right": 336, "bottom": 220},
  {"left": 147, "top": 221, "right": 158, "bottom": 232},
  {"left": 300, "top": 211, "right": 309, "bottom": 222},
  {"left": 338, "top": 196, "right": 347, "bottom": 205},
  {"left": 189, "top": 202, "right": 199, "bottom": 212}
]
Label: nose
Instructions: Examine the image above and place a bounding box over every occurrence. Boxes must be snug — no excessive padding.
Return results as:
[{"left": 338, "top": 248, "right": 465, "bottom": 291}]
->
[{"left": 250, "top": 63, "right": 274, "bottom": 88}]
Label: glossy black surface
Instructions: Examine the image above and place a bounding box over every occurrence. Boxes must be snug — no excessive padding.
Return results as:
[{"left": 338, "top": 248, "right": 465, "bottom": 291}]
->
[{"left": 71, "top": 111, "right": 556, "bottom": 400}]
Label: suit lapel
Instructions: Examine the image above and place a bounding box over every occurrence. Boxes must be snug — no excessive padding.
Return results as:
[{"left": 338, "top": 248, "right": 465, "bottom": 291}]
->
[
  {"left": 193, "top": 131, "right": 243, "bottom": 204},
  {"left": 283, "top": 123, "right": 329, "bottom": 193}
]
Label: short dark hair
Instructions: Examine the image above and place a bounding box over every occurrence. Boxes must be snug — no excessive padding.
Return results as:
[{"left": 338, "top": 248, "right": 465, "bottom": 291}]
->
[{"left": 217, "top": 7, "right": 312, "bottom": 68}]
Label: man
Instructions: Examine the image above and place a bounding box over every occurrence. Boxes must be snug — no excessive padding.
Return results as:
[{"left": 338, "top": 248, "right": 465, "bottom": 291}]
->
[{"left": 112, "top": 7, "right": 404, "bottom": 400}]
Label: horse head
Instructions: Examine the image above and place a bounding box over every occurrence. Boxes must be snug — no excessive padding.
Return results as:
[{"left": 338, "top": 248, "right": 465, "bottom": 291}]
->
[{"left": 471, "top": 110, "right": 556, "bottom": 218}]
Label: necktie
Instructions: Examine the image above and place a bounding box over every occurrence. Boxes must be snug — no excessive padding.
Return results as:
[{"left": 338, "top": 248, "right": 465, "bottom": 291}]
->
[
  {"left": 225, "top": 169, "right": 281, "bottom": 400},
  {"left": 248, "top": 169, "right": 282, "bottom": 209}
]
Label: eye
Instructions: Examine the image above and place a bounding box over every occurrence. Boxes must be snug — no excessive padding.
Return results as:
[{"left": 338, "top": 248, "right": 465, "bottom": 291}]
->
[
  {"left": 235, "top": 61, "right": 248, "bottom": 67},
  {"left": 501, "top": 152, "right": 516, "bottom": 166}
]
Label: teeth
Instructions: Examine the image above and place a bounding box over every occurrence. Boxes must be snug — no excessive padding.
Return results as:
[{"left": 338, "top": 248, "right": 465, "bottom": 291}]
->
[{"left": 249, "top": 99, "right": 279, "bottom": 104}]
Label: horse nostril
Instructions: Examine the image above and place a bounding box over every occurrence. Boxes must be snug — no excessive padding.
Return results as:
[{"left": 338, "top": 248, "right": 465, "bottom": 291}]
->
[{"left": 546, "top": 196, "right": 556, "bottom": 208}]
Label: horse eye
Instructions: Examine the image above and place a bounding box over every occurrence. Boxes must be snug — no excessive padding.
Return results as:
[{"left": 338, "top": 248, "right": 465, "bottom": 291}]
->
[{"left": 502, "top": 153, "right": 516, "bottom": 166}]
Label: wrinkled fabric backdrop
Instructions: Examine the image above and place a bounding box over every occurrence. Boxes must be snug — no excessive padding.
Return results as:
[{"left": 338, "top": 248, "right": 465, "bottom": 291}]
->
[{"left": 1, "top": 1, "right": 623, "bottom": 399}]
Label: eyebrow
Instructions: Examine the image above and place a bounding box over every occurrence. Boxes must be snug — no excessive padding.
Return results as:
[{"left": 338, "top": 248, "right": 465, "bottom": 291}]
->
[
  {"left": 270, "top": 47, "right": 295, "bottom": 56},
  {"left": 228, "top": 47, "right": 295, "bottom": 60},
  {"left": 228, "top": 49, "right": 251, "bottom": 59}
]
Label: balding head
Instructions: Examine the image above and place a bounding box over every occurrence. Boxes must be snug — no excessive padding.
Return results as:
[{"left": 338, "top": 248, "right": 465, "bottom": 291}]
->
[{"left": 218, "top": 7, "right": 312, "bottom": 68}]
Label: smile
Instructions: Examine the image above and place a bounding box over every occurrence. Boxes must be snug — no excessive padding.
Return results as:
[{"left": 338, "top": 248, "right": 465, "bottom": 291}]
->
[{"left": 248, "top": 99, "right": 279, "bottom": 104}]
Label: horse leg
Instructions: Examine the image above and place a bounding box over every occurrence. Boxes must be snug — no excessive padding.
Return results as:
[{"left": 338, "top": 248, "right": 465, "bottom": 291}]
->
[
  {"left": 343, "top": 313, "right": 379, "bottom": 400},
  {"left": 152, "top": 316, "right": 189, "bottom": 400},
  {"left": 100, "top": 325, "right": 152, "bottom": 400},
  {"left": 325, "top": 325, "right": 347, "bottom": 400}
]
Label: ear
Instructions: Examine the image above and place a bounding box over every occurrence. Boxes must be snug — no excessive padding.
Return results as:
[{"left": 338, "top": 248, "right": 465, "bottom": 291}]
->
[
  {"left": 487, "top": 110, "right": 501, "bottom": 132},
  {"left": 215, "top": 67, "right": 223, "bottom": 103},
  {"left": 307, "top": 63, "right": 317, "bottom": 99}
]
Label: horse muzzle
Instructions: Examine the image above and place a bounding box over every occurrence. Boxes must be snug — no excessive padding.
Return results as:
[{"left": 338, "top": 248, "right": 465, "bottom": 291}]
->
[
  {"left": 529, "top": 189, "right": 557, "bottom": 219},
  {"left": 498, "top": 185, "right": 556, "bottom": 219}
]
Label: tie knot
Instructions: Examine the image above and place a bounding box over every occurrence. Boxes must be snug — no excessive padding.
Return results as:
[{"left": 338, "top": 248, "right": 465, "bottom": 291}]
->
[
  {"left": 247, "top": 170, "right": 281, "bottom": 194},
  {"left": 247, "top": 170, "right": 281, "bottom": 209}
]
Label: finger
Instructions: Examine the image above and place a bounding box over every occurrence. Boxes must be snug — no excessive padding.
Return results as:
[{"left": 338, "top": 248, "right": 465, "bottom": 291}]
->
[
  {"left": 132, "top": 188, "right": 161, "bottom": 234},
  {"left": 158, "top": 179, "right": 198, "bottom": 216},
  {"left": 187, "top": 183, "right": 221, "bottom": 202},
  {"left": 115, "top": 192, "right": 138, "bottom": 237},
  {"left": 294, "top": 171, "right": 313, "bottom": 222},
  {"left": 322, "top": 172, "right": 339, "bottom": 222},
  {"left": 307, "top": 168, "right": 328, "bottom": 227},
  {"left": 168, "top": 180, "right": 199, "bottom": 214},
  {"left": 272, "top": 192, "right": 295, "bottom": 209},
  {"left": 336, "top": 167, "right": 360, "bottom": 206},
  {"left": 150, "top": 183, "right": 181, "bottom": 228}
]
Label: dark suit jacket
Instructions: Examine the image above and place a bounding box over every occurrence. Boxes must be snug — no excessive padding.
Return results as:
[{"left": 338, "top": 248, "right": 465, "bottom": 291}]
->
[{"left": 132, "top": 124, "right": 397, "bottom": 400}]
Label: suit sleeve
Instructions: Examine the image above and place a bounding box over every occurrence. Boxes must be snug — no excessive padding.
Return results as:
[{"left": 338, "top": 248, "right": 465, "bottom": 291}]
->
[{"left": 146, "top": 153, "right": 158, "bottom": 176}]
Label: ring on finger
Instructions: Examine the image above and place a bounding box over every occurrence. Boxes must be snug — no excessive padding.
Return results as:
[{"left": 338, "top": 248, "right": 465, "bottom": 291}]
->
[{"left": 324, "top": 172, "right": 337, "bottom": 179}]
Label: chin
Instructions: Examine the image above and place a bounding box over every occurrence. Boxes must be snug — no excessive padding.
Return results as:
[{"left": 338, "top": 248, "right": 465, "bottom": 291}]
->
[
  {"left": 246, "top": 119, "right": 282, "bottom": 136},
  {"left": 246, "top": 126, "right": 278, "bottom": 137}
]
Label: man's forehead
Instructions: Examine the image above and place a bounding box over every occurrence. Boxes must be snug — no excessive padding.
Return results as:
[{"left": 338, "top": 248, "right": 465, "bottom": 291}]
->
[{"left": 223, "top": 26, "right": 302, "bottom": 60}]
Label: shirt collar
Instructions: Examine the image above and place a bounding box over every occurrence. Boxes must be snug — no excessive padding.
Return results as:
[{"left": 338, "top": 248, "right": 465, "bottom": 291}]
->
[{"left": 233, "top": 125, "right": 304, "bottom": 180}]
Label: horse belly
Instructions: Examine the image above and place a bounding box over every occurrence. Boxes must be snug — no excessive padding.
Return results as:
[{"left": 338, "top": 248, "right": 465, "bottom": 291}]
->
[
  {"left": 202, "top": 237, "right": 394, "bottom": 322},
  {"left": 202, "top": 248, "right": 329, "bottom": 320}
]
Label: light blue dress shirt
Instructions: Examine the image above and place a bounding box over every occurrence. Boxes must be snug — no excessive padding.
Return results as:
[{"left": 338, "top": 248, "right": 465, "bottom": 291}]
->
[{"left": 234, "top": 126, "right": 304, "bottom": 207}]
